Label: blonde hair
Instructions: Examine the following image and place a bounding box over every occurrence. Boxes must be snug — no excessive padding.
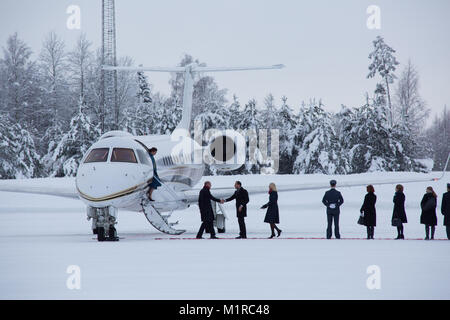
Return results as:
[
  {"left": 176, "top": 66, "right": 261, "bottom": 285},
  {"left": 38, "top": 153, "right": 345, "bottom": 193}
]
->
[{"left": 269, "top": 182, "right": 277, "bottom": 192}]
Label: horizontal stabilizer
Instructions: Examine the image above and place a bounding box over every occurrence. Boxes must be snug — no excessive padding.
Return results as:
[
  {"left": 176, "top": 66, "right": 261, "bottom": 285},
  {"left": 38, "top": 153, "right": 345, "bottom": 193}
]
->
[
  {"left": 194, "top": 64, "right": 285, "bottom": 72},
  {"left": 102, "top": 65, "right": 185, "bottom": 73}
]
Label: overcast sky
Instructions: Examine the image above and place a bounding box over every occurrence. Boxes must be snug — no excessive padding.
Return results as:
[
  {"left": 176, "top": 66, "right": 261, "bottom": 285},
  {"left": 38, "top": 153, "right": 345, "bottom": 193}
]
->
[{"left": 1, "top": 0, "right": 449, "bottom": 123}]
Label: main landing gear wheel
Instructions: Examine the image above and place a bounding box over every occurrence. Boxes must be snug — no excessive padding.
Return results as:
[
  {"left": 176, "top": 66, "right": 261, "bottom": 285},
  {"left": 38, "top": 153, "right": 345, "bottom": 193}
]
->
[
  {"left": 108, "top": 226, "right": 119, "bottom": 241},
  {"left": 97, "top": 227, "right": 105, "bottom": 242},
  {"left": 96, "top": 227, "right": 119, "bottom": 242}
]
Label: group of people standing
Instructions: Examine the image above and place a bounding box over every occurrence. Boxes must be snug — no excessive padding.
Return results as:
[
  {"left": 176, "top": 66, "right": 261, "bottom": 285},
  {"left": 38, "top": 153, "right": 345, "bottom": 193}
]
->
[
  {"left": 326, "top": 181, "right": 450, "bottom": 240},
  {"left": 147, "top": 148, "right": 449, "bottom": 240},
  {"left": 196, "top": 179, "right": 450, "bottom": 240}
]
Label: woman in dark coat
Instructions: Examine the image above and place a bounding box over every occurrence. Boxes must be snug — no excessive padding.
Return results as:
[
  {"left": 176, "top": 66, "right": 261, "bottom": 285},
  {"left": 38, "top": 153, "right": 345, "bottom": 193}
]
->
[
  {"left": 360, "top": 185, "right": 376, "bottom": 239},
  {"left": 261, "top": 183, "right": 282, "bottom": 238},
  {"left": 420, "top": 186, "right": 438, "bottom": 240},
  {"left": 392, "top": 184, "right": 407, "bottom": 239},
  {"left": 147, "top": 147, "right": 162, "bottom": 201}
]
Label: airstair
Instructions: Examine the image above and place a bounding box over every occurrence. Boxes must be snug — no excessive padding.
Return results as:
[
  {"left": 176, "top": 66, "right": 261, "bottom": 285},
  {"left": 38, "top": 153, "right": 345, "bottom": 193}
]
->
[{"left": 141, "top": 176, "right": 187, "bottom": 235}]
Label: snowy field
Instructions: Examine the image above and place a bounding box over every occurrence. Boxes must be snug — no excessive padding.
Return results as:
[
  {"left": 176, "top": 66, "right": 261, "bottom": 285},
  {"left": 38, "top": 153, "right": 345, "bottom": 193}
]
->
[{"left": 0, "top": 172, "right": 449, "bottom": 300}]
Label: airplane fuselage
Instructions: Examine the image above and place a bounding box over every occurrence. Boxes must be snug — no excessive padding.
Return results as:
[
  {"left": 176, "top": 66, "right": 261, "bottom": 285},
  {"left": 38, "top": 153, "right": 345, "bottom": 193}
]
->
[{"left": 75, "top": 131, "right": 204, "bottom": 212}]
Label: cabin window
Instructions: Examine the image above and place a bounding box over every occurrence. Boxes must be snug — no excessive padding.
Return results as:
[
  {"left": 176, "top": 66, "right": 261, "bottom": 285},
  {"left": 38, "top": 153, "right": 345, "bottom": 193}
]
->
[
  {"left": 136, "top": 149, "right": 151, "bottom": 166},
  {"left": 84, "top": 148, "right": 109, "bottom": 163},
  {"left": 111, "top": 148, "right": 138, "bottom": 163}
]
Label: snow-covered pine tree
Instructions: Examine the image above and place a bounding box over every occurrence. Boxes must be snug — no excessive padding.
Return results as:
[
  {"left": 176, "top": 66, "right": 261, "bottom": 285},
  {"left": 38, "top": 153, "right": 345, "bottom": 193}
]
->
[
  {"left": 277, "top": 96, "right": 298, "bottom": 174},
  {"left": 234, "top": 99, "right": 262, "bottom": 174},
  {"left": 293, "top": 100, "right": 349, "bottom": 174},
  {"left": 426, "top": 106, "right": 450, "bottom": 171},
  {"left": 0, "top": 33, "right": 45, "bottom": 131},
  {"left": 367, "top": 35, "right": 399, "bottom": 127},
  {"left": 49, "top": 99, "right": 100, "bottom": 177},
  {"left": 228, "top": 95, "right": 242, "bottom": 129},
  {"left": 393, "top": 60, "right": 430, "bottom": 159},
  {"left": 340, "top": 84, "right": 422, "bottom": 173},
  {"left": 0, "top": 114, "right": 41, "bottom": 179},
  {"left": 137, "top": 71, "right": 152, "bottom": 104}
]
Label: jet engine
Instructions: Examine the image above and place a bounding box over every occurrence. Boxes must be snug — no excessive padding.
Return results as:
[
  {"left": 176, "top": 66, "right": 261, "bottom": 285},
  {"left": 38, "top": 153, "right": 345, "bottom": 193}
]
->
[{"left": 205, "top": 130, "right": 246, "bottom": 171}]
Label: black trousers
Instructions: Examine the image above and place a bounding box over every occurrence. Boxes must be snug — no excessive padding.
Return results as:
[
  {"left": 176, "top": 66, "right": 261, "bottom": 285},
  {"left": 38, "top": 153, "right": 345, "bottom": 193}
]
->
[
  {"left": 237, "top": 217, "right": 247, "bottom": 237},
  {"left": 327, "top": 213, "right": 340, "bottom": 239},
  {"left": 366, "top": 226, "right": 375, "bottom": 238},
  {"left": 196, "top": 221, "right": 215, "bottom": 238}
]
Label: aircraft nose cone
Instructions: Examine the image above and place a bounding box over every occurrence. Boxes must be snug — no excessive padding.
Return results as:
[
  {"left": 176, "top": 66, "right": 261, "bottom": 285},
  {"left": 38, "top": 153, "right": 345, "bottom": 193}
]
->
[{"left": 76, "top": 163, "right": 151, "bottom": 200}]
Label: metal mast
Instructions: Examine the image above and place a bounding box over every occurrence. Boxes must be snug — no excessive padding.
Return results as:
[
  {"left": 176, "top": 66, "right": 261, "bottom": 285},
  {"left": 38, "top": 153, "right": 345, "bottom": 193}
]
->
[{"left": 101, "top": 0, "right": 119, "bottom": 132}]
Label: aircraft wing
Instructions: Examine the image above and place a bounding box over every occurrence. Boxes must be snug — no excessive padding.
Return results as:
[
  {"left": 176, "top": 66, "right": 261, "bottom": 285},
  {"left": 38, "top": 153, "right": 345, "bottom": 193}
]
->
[
  {"left": 183, "top": 171, "right": 448, "bottom": 204},
  {"left": 0, "top": 178, "right": 79, "bottom": 199}
]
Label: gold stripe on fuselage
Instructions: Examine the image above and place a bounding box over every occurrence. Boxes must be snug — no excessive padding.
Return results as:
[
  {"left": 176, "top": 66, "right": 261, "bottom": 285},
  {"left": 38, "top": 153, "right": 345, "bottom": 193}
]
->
[{"left": 77, "top": 182, "right": 148, "bottom": 202}]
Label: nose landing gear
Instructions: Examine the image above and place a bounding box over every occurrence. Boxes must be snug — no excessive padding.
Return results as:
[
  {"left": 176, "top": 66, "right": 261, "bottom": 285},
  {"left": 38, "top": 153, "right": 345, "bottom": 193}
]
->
[{"left": 87, "top": 206, "right": 120, "bottom": 241}]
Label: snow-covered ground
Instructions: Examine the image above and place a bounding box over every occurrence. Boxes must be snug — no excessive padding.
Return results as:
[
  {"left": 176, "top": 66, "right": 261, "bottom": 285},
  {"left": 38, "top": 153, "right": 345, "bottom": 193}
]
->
[{"left": 0, "top": 172, "right": 449, "bottom": 299}]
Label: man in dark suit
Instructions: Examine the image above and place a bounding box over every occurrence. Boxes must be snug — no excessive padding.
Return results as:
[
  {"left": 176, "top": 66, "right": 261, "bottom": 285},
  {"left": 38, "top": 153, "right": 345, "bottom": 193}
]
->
[
  {"left": 322, "top": 180, "right": 344, "bottom": 239},
  {"left": 442, "top": 183, "right": 450, "bottom": 240},
  {"left": 196, "top": 181, "right": 223, "bottom": 239},
  {"left": 225, "top": 181, "right": 250, "bottom": 239}
]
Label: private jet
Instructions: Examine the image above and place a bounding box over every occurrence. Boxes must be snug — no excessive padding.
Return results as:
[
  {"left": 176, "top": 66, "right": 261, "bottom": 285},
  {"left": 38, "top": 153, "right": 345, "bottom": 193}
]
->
[{"left": 0, "top": 62, "right": 448, "bottom": 241}]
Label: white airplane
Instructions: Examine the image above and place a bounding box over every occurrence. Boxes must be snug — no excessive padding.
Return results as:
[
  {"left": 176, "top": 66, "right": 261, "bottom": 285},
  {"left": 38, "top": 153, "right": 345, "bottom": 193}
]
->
[{"left": 0, "top": 62, "right": 448, "bottom": 241}]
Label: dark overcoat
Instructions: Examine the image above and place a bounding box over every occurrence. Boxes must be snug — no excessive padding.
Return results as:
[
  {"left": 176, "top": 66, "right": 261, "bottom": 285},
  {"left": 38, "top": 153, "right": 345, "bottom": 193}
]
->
[
  {"left": 420, "top": 193, "right": 437, "bottom": 226},
  {"left": 198, "top": 187, "right": 221, "bottom": 222},
  {"left": 322, "top": 188, "right": 344, "bottom": 215},
  {"left": 226, "top": 187, "right": 249, "bottom": 218},
  {"left": 360, "top": 192, "right": 377, "bottom": 227},
  {"left": 262, "top": 191, "right": 279, "bottom": 224},
  {"left": 148, "top": 154, "right": 162, "bottom": 189},
  {"left": 442, "top": 192, "right": 450, "bottom": 226},
  {"left": 392, "top": 191, "right": 407, "bottom": 223}
]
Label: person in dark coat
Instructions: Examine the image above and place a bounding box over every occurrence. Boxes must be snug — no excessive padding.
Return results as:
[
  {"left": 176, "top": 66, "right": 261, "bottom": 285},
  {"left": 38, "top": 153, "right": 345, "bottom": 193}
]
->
[
  {"left": 441, "top": 183, "right": 450, "bottom": 240},
  {"left": 360, "top": 185, "right": 376, "bottom": 239},
  {"left": 260, "top": 183, "right": 281, "bottom": 238},
  {"left": 420, "top": 186, "right": 438, "bottom": 240},
  {"left": 322, "top": 180, "right": 344, "bottom": 239},
  {"left": 147, "top": 147, "right": 162, "bottom": 201},
  {"left": 392, "top": 184, "right": 407, "bottom": 239},
  {"left": 225, "top": 181, "right": 249, "bottom": 239},
  {"left": 196, "top": 181, "right": 223, "bottom": 239}
]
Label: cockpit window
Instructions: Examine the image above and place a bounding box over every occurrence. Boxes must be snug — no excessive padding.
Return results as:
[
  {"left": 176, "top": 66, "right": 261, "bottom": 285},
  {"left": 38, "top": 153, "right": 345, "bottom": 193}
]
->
[
  {"left": 84, "top": 148, "right": 109, "bottom": 163},
  {"left": 136, "top": 149, "right": 151, "bottom": 166},
  {"left": 111, "top": 148, "right": 138, "bottom": 163}
]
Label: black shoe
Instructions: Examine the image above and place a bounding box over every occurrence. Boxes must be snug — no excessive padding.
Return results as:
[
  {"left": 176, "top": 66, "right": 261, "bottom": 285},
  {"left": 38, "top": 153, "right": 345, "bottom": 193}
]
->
[
  {"left": 400, "top": 234, "right": 405, "bottom": 239},
  {"left": 424, "top": 237, "right": 430, "bottom": 240},
  {"left": 277, "top": 230, "right": 282, "bottom": 237},
  {"left": 196, "top": 236, "right": 203, "bottom": 239},
  {"left": 149, "top": 198, "right": 155, "bottom": 201},
  {"left": 235, "top": 236, "right": 243, "bottom": 239},
  {"left": 268, "top": 234, "right": 275, "bottom": 239},
  {"left": 210, "top": 236, "right": 218, "bottom": 239}
]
